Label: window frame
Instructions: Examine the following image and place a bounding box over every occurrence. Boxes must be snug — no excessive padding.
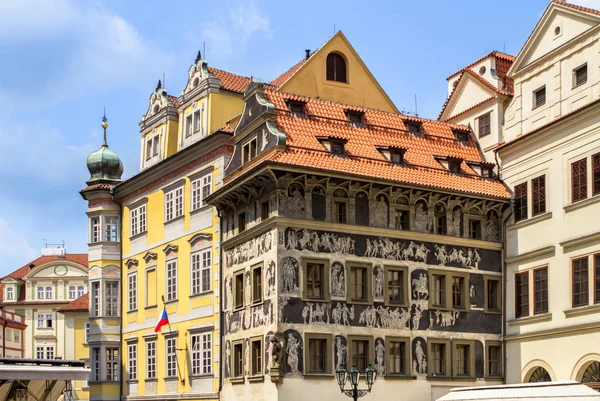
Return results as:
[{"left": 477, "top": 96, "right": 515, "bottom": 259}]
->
[
  {"left": 166, "top": 336, "right": 178, "bottom": 378},
  {"left": 484, "top": 276, "right": 502, "bottom": 314},
  {"left": 242, "top": 137, "right": 258, "bottom": 165},
  {"left": 166, "top": 260, "right": 178, "bottom": 302},
  {"left": 302, "top": 258, "right": 330, "bottom": 302},
  {"left": 305, "top": 333, "right": 332, "bottom": 375},
  {"left": 105, "top": 347, "right": 119, "bottom": 381},
  {"left": 468, "top": 218, "right": 482, "bottom": 240},
  {"left": 485, "top": 341, "right": 503, "bottom": 378},
  {"left": 191, "top": 173, "right": 213, "bottom": 212},
  {"left": 385, "top": 336, "right": 410, "bottom": 377},
  {"left": 533, "top": 85, "right": 546, "bottom": 109},
  {"left": 346, "top": 263, "right": 372, "bottom": 304},
  {"left": 326, "top": 52, "right": 348, "bottom": 83},
  {"left": 514, "top": 181, "right": 528, "bottom": 222},
  {"left": 233, "top": 270, "right": 245, "bottom": 311},
  {"left": 231, "top": 339, "right": 245, "bottom": 381},
  {"left": 146, "top": 339, "right": 157, "bottom": 380},
  {"left": 164, "top": 186, "right": 184, "bottom": 222},
  {"left": 191, "top": 249, "right": 212, "bottom": 296},
  {"left": 5, "top": 287, "right": 13, "bottom": 301},
  {"left": 533, "top": 266, "right": 549, "bottom": 315},
  {"left": 571, "top": 157, "right": 588, "bottom": 203},
  {"left": 595, "top": 253, "right": 600, "bottom": 305},
  {"left": 393, "top": 207, "right": 410, "bottom": 230},
  {"left": 573, "top": 63, "right": 588, "bottom": 88},
  {"left": 128, "top": 273, "right": 137, "bottom": 312},
  {"left": 127, "top": 342, "right": 137, "bottom": 381},
  {"left": 105, "top": 281, "right": 119, "bottom": 317},
  {"left": 383, "top": 265, "right": 409, "bottom": 307},
  {"left": 515, "top": 271, "right": 530, "bottom": 318},
  {"left": 478, "top": 112, "right": 491, "bottom": 138},
  {"left": 452, "top": 340, "right": 475, "bottom": 378},
  {"left": 190, "top": 331, "right": 212, "bottom": 376},
  {"left": 251, "top": 263, "right": 263, "bottom": 305},
  {"left": 130, "top": 203, "right": 147, "bottom": 237},
  {"left": 347, "top": 335, "right": 373, "bottom": 372},
  {"left": 531, "top": 175, "right": 546, "bottom": 216},
  {"left": 572, "top": 256, "right": 589, "bottom": 308},
  {"left": 428, "top": 339, "right": 451, "bottom": 377},
  {"left": 249, "top": 336, "right": 263, "bottom": 378}
]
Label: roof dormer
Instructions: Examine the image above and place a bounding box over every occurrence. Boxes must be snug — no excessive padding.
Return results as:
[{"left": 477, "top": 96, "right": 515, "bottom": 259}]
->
[
  {"left": 436, "top": 156, "right": 463, "bottom": 175},
  {"left": 286, "top": 99, "right": 307, "bottom": 118},
  {"left": 317, "top": 136, "right": 347, "bottom": 156},
  {"left": 345, "top": 109, "right": 365, "bottom": 128},
  {"left": 452, "top": 128, "right": 471, "bottom": 145},
  {"left": 376, "top": 146, "right": 406, "bottom": 166},
  {"left": 467, "top": 161, "right": 495, "bottom": 178},
  {"left": 403, "top": 120, "right": 423, "bottom": 137}
]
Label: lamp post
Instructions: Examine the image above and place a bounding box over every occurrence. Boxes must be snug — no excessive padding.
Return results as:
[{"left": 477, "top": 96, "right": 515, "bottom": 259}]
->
[{"left": 336, "top": 364, "right": 376, "bottom": 401}]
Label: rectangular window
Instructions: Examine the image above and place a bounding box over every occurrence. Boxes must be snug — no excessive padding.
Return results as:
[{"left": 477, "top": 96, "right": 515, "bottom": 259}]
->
[
  {"left": 308, "top": 338, "right": 326, "bottom": 373},
  {"left": 105, "top": 281, "right": 119, "bottom": 317},
  {"left": 193, "top": 110, "right": 201, "bottom": 133},
  {"left": 388, "top": 340, "right": 407, "bottom": 375},
  {"left": 166, "top": 260, "right": 178, "bottom": 301},
  {"left": 152, "top": 135, "right": 159, "bottom": 156},
  {"left": 37, "top": 314, "right": 44, "bottom": 328},
  {"left": 46, "top": 314, "right": 53, "bottom": 328},
  {"left": 45, "top": 346, "right": 54, "bottom": 360},
  {"left": 36, "top": 346, "right": 44, "bottom": 360},
  {"left": 455, "top": 344, "right": 470, "bottom": 376},
  {"left": 306, "top": 262, "right": 325, "bottom": 299},
  {"left": 93, "top": 347, "right": 100, "bottom": 380},
  {"left": 351, "top": 340, "right": 369, "bottom": 371},
  {"left": 37, "top": 286, "right": 44, "bottom": 299},
  {"left": 386, "top": 267, "right": 405, "bottom": 305},
  {"left": 242, "top": 138, "right": 258, "bottom": 164},
  {"left": 334, "top": 201, "right": 347, "bottom": 224},
  {"left": 488, "top": 345, "right": 502, "bottom": 377},
  {"left": 146, "top": 139, "right": 152, "bottom": 160},
  {"left": 533, "top": 267, "right": 548, "bottom": 314},
  {"left": 106, "top": 348, "right": 118, "bottom": 381},
  {"left": 238, "top": 213, "right": 246, "bottom": 233},
  {"left": 78, "top": 286, "right": 85, "bottom": 298},
  {"left": 165, "top": 187, "right": 184, "bottom": 221},
  {"left": 593, "top": 153, "right": 600, "bottom": 196},
  {"left": 393, "top": 209, "right": 408, "bottom": 230},
  {"left": 92, "top": 282, "right": 100, "bottom": 317},
  {"left": 515, "top": 272, "right": 529, "bottom": 318},
  {"left": 191, "top": 174, "right": 212, "bottom": 211},
  {"left": 69, "top": 286, "right": 76, "bottom": 299},
  {"left": 574, "top": 64, "right": 588, "bottom": 87},
  {"left": 166, "top": 337, "right": 177, "bottom": 377},
  {"left": 486, "top": 278, "right": 501, "bottom": 312},
  {"left": 191, "top": 250, "right": 212, "bottom": 295},
  {"left": 261, "top": 200, "right": 269, "bottom": 220},
  {"left": 234, "top": 271, "right": 244, "bottom": 309},
  {"left": 13, "top": 330, "right": 19, "bottom": 342},
  {"left": 46, "top": 286, "right": 53, "bottom": 299},
  {"left": 573, "top": 257, "right": 589, "bottom": 307},
  {"left": 595, "top": 254, "right": 600, "bottom": 304},
  {"left": 534, "top": 86, "right": 546, "bottom": 108},
  {"left": 233, "top": 341, "right": 243, "bottom": 378},
  {"left": 432, "top": 274, "right": 446, "bottom": 307},
  {"left": 130, "top": 204, "right": 146, "bottom": 237},
  {"left": 128, "top": 274, "right": 137, "bottom": 311},
  {"left": 91, "top": 217, "right": 100, "bottom": 243},
  {"left": 572, "top": 158, "right": 587, "bottom": 203},
  {"left": 85, "top": 322, "right": 90, "bottom": 344},
  {"left": 186, "top": 114, "right": 193, "bottom": 137},
  {"left": 452, "top": 276, "right": 465, "bottom": 308},
  {"left": 191, "top": 332, "right": 212, "bottom": 375},
  {"left": 405, "top": 121, "right": 422, "bottom": 136},
  {"left": 251, "top": 338, "right": 263, "bottom": 376},
  {"left": 431, "top": 342, "right": 447, "bottom": 376},
  {"left": 252, "top": 265, "right": 262, "bottom": 304},
  {"left": 104, "top": 217, "right": 118, "bottom": 242},
  {"left": 532, "top": 175, "right": 546, "bottom": 216},
  {"left": 468, "top": 219, "right": 481, "bottom": 240},
  {"left": 349, "top": 266, "right": 368, "bottom": 301},
  {"left": 478, "top": 112, "right": 491, "bottom": 138},
  {"left": 146, "top": 341, "right": 156, "bottom": 379},
  {"left": 514, "top": 182, "right": 528, "bottom": 222},
  {"left": 128, "top": 343, "right": 137, "bottom": 380}
]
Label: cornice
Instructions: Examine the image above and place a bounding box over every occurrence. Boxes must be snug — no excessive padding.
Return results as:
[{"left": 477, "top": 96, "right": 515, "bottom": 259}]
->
[{"left": 505, "top": 245, "right": 555, "bottom": 264}]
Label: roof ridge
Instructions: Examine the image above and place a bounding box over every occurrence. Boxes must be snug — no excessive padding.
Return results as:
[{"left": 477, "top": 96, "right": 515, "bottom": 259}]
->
[
  {"left": 446, "top": 50, "right": 515, "bottom": 80},
  {"left": 207, "top": 66, "right": 251, "bottom": 80},
  {"left": 462, "top": 69, "right": 512, "bottom": 96}
]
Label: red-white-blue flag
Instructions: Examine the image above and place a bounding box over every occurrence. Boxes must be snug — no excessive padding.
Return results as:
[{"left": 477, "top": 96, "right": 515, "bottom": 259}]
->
[{"left": 155, "top": 307, "right": 169, "bottom": 332}]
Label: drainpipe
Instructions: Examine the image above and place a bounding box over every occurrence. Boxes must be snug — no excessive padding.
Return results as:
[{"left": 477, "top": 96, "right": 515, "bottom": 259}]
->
[{"left": 217, "top": 209, "right": 224, "bottom": 399}]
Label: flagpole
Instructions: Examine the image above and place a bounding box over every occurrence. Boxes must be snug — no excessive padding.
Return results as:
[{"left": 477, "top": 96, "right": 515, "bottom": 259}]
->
[{"left": 162, "top": 296, "right": 185, "bottom": 385}]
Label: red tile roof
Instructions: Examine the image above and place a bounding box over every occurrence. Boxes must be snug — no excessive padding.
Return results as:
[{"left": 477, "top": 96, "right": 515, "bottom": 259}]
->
[
  {"left": 262, "top": 90, "right": 510, "bottom": 199},
  {"left": 58, "top": 293, "right": 89, "bottom": 312},
  {"left": 167, "top": 95, "right": 180, "bottom": 108},
  {"left": 270, "top": 58, "right": 308, "bottom": 88},
  {"left": 208, "top": 67, "right": 250, "bottom": 93},
  {"left": 553, "top": 0, "right": 600, "bottom": 16},
  {"left": 447, "top": 51, "right": 515, "bottom": 80},
  {"left": 4, "top": 254, "right": 88, "bottom": 281},
  {"left": 80, "top": 183, "right": 112, "bottom": 192}
]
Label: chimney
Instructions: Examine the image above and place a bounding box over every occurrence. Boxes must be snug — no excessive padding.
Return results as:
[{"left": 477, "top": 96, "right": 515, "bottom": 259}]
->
[{"left": 305, "top": 49, "right": 310, "bottom": 60}]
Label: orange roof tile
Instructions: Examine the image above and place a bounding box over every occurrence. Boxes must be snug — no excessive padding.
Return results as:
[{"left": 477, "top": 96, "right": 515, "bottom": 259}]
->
[
  {"left": 80, "top": 183, "right": 112, "bottom": 192},
  {"left": 208, "top": 67, "right": 250, "bottom": 93},
  {"left": 270, "top": 58, "right": 308, "bottom": 88},
  {"left": 167, "top": 95, "right": 180, "bottom": 108},
  {"left": 262, "top": 90, "right": 510, "bottom": 199},
  {"left": 447, "top": 51, "right": 515, "bottom": 80},
  {"left": 553, "top": 0, "right": 600, "bottom": 16},
  {"left": 58, "top": 293, "right": 89, "bottom": 312}
]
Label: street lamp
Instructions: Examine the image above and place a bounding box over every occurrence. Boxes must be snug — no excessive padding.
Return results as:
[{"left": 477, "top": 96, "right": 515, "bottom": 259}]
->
[{"left": 336, "top": 364, "right": 376, "bottom": 401}]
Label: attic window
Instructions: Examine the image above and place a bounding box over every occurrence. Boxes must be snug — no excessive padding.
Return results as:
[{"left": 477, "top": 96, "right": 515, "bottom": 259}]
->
[
  {"left": 345, "top": 110, "right": 365, "bottom": 128},
  {"left": 453, "top": 129, "right": 470, "bottom": 145},
  {"left": 448, "top": 158, "right": 462, "bottom": 174},
  {"left": 331, "top": 140, "right": 346, "bottom": 156},
  {"left": 479, "top": 66, "right": 486, "bottom": 76},
  {"left": 390, "top": 148, "right": 406, "bottom": 165},
  {"left": 405, "top": 121, "right": 422, "bottom": 137},
  {"left": 482, "top": 166, "right": 494, "bottom": 178},
  {"left": 286, "top": 100, "right": 306, "bottom": 118}
]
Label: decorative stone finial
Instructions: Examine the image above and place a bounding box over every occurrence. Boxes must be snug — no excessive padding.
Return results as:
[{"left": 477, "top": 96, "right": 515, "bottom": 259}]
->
[
  {"left": 156, "top": 79, "right": 162, "bottom": 91},
  {"left": 195, "top": 50, "right": 202, "bottom": 64}
]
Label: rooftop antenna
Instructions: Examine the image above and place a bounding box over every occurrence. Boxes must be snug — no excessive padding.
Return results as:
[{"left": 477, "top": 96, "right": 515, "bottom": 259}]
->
[
  {"left": 333, "top": 23, "right": 336, "bottom": 35},
  {"left": 414, "top": 94, "right": 418, "bottom": 117}
]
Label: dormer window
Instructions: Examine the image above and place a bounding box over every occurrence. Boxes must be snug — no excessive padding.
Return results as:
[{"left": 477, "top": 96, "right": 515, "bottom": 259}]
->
[
  {"left": 317, "top": 136, "right": 347, "bottom": 156},
  {"left": 453, "top": 129, "right": 470, "bottom": 145},
  {"left": 287, "top": 100, "right": 306, "bottom": 118},
  {"left": 448, "top": 158, "right": 462, "bottom": 174},
  {"left": 377, "top": 146, "right": 406, "bottom": 166},
  {"left": 331, "top": 140, "right": 345, "bottom": 156},
  {"left": 482, "top": 166, "right": 494, "bottom": 178},
  {"left": 345, "top": 110, "right": 365, "bottom": 128},
  {"left": 404, "top": 121, "right": 422, "bottom": 137},
  {"left": 242, "top": 137, "right": 258, "bottom": 164}
]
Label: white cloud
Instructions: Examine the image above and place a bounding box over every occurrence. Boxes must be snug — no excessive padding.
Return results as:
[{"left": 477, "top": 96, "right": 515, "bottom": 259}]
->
[
  {"left": 0, "top": 217, "right": 38, "bottom": 274},
  {"left": 0, "top": 0, "right": 77, "bottom": 43}
]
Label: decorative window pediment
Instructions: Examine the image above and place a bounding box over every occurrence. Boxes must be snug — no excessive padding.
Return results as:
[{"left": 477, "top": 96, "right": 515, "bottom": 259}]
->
[
  {"left": 189, "top": 233, "right": 212, "bottom": 247},
  {"left": 125, "top": 258, "right": 139, "bottom": 269},
  {"left": 163, "top": 244, "right": 179, "bottom": 255},
  {"left": 143, "top": 252, "right": 158, "bottom": 263}
]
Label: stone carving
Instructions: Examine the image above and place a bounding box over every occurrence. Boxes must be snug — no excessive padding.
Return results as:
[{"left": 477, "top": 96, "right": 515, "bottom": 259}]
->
[
  {"left": 470, "top": 285, "right": 475, "bottom": 298},
  {"left": 335, "top": 336, "right": 347, "bottom": 369},
  {"left": 265, "top": 331, "right": 274, "bottom": 374},
  {"left": 486, "top": 213, "right": 499, "bottom": 242},
  {"left": 245, "top": 338, "right": 250, "bottom": 376},
  {"left": 412, "top": 273, "right": 429, "bottom": 300},
  {"left": 224, "top": 340, "right": 231, "bottom": 378},
  {"left": 285, "top": 330, "right": 302, "bottom": 375},
  {"left": 414, "top": 340, "right": 426, "bottom": 375},
  {"left": 373, "top": 265, "right": 384, "bottom": 299},
  {"left": 244, "top": 271, "right": 252, "bottom": 307},
  {"left": 280, "top": 257, "right": 299, "bottom": 294},
  {"left": 270, "top": 334, "right": 283, "bottom": 370},
  {"left": 374, "top": 196, "right": 389, "bottom": 227},
  {"left": 432, "top": 310, "right": 460, "bottom": 327},
  {"left": 225, "top": 230, "right": 273, "bottom": 268},
  {"left": 359, "top": 305, "right": 410, "bottom": 329},
  {"left": 302, "top": 303, "right": 332, "bottom": 324},
  {"left": 415, "top": 202, "right": 429, "bottom": 232},
  {"left": 331, "top": 262, "right": 345, "bottom": 297},
  {"left": 266, "top": 260, "right": 276, "bottom": 297},
  {"left": 451, "top": 207, "right": 462, "bottom": 236},
  {"left": 261, "top": 129, "right": 268, "bottom": 151},
  {"left": 375, "top": 339, "right": 385, "bottom": 376},
  {"left": 252, "top": 301, "right": 273, "bottom": 327},
  {"left": 332, "top": 302, "right": 355, "bottom": 326},
  {"left": 286, "top": 228, "right": 356, "bottom": 254},
  {"left": 364, "top": 238, "right": 428, "bottom": 262},
  {"left": 412, "top": 304, "right": 423, "bottom": 330},
  {"left": 225, "top": 275, "right": 233, "bottom": 310},
  {"left": 288, "top": 184, "right": 305, "bottom": 219},
  {"left": 433, "top": 244, "right": 481, "bottom": 268},
  {"left": 278, "top": 295, "right": 292, "bottom": 323}
]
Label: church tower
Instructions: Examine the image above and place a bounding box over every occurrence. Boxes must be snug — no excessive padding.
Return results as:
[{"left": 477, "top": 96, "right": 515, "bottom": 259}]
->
[{"left": 80, "top": 114, "right": 124, "bottom": 401}]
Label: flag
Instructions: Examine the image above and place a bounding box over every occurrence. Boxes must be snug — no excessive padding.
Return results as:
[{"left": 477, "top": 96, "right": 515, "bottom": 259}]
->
[{"left": 155, "top": 307, "right": 169, "bottom": 332}]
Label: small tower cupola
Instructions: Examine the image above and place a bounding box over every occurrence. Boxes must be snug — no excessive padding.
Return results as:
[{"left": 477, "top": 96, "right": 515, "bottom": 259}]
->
[{"left": 86, "top": 113, "right": 124, "bottom": 185}]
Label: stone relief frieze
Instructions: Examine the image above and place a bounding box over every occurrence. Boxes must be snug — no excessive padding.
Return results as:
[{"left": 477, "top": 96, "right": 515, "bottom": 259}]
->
[
  {"left": 412, "top": 338, "right": 427, "bottom": 375},
  {"left": 334, "top": 335, "right": 347, "bottom": 369},
  {"left": 331, "top": 261, "right": 345, "bottom": 297},
  {"left": 280, "top": 256, "right": 299, "bottom": 295},
  {"left": 225, "top": 230, "right": 274, "bottom": 268},
  {"left": 433, "top": 244, "right": 481, "bottom": 269},
  {"left": 286, "top": 228, "right": 356, "bottom": 254},
  {"left": 284, "top": 329, "right": 303, "bottom": 375},
  {"left": 224, "top": 299, "right": 274, "bottom": 335}
]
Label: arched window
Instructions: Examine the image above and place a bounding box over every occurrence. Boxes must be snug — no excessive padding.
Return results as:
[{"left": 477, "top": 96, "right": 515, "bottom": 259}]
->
[
  {"left": 528, "top": 367, "right": 552, "bottom": 383},
  {"left": 581, "top": 361, "right": 600, "bottom": 390},
  {"left": 6, "top": 287, "right": 13, "bottom": 300},
  {"left": 312, "top": 186, "right": 326, "bottom": 221},
  {"left": 434, "top": 203, "right": 447, "bottom": 235},
  {"left": 355, "top": 192, "right": 370, "bottom": 226},
  {"left": 326, "top": 53, "right": 347, "bottom": 83}
]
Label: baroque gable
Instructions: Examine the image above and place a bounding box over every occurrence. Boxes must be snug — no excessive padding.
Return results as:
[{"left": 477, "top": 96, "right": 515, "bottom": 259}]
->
[
  {"left": 183, "top": 52, "right": 210, "bottom": 95},
  {"left": 144, "top": 80, "right": 178, "bottom": 120}
]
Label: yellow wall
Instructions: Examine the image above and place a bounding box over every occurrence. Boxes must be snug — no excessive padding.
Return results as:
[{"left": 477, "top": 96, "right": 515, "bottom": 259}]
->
[
  {"left": 165, "top": 119, "right": 179, "bottom": 158},
  {"left": 280, "top": 31, "right": 398, "bottom": 113},
  {"left": 208, "top": 92, "right": 244, "bottom": 132}
]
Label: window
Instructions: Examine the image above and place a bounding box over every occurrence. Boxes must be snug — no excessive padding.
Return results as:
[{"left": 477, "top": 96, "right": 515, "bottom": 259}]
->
[
  {"left": 469, "top": 219, "right": 481, "bottom": 240},
  {"left": 532, "top": 175, "right": 546, "bottom": 216},
  {"left": 152, "top": 135, "right": 159, "bottom": 156},
  {"left": 128, "top": 274, "right": 137, "bottom": 311},
  {"left": 482, "top": 166, "right": 494, "bottom": 178},
  {"left": 250, "top": 337, "right": 262, "bottom": 376},
  {"left": 432, "top": 274, "right": 446, "bottom": 307},
  {"left": 233, "top": 341, "right": 244, "bottom": 378},
  {"left": 46, "top": 346, "right": 54, "bottom": 360},
  {"left": 166, "top": 337, "right": 177, "bottom": 377},
  {"left": 166, "top": 260, "right": 178, "bottom": 301},
  {"left": 349, "top": 265, "right": 369, "bottom": 302},
  {"left": 13, "top": 330, "right": 19, "bottom": 342},
  {"left": 533, "top": 86, "right": 546, "bottom": 109},
  {"left": 104, "top": 217, "right": 118, "bottom": 242},
  {"left": 193, "top": 110, "right": 201, "bottom": 133},
  {"left": 385, "top": 267, "right": 407, "bottom": 306},
  {"left": 191, "top": 174, "right": 212, "bottom": 211},
  {"left": 387, "top": 338, "right": 409, "bottom": 375},
  {"left": 478, "top": 112, "right": 491, "bottom": 138},
  {"left": 514, "top": 182, "right": 528, "bottom": 222},
  {"left": 36, "top": 346, "right": 44, "bottom": 360},
  {"left": 130, "top": 204, "right": 146, "bottom": 237},
  {"left": 37, "top": 314, "right": 44, "bottom": 328},
  {"left": 191, "top": 250, "right": 212, "bottom": 295},
  {"left": 238, "top": 213, "right": 246, "bottom": 233},
  {"left": 485, "top": 278, "right": 501, "bottom": 313},
  {"left": 234, "top": 271, "right": 244, "bottom": 309},
  {"left": 574, "top": 64, "right": 587, "bottom": 88},
  {"left": 533, "top": 267, "right": 548, "bottom": 314},
  {"left": 394, "top": 209, "right": 409, "bottom": 230},
  {"left": 455, "top": 343, "right": 470, "bottom": 376},
  {"left": 165, "top": 187, "right": 184, "bottom": 222},
  {"left": 69, "top": 286, "right": 76, "bottom": 299},
  {"left": 331, "top": 140, "right": 345, "bottom": 156},
  {"left": 454, "top": 129, "right": 469, "bottom": 144},
  {"left": 434, "top": 204, "right": 447, "bottom": 235},
  {"left": 104, "top": 348, "right": 118, "bottom": 381},
  {"left": 346, "top": 110, "right": 365, "bottom": 128},
  {"left": 93, "top": 347, "right": 101, "bottom": 381},
  {"left": 333, "top": 190, "right": 348, "bottom": 224},
  {"left": 261, "top": 200, "right": 269, "bottom": 221},
  {"left": 448, "top": 158, "right": 462, "bottom": 174},
  {"left": 305, "top": 262, "right": 325, "bottom": 300},
  {"left": 572, "top": 158, "right": 587, "bottom": 203},
  {"left": 573, "top": 257, "right": 589, "bottom": 307},
  {"left": 146, "top": 138, "right": 152, "bottom": 160},
  {"left": 78, "top": 286, "right": 85, "bottom": 298},
  {"left": 45, "top": 286, "right": 52, "bottom": 299},
  {"left": 242, "top": 138, "right": 258, "bottom": 164},
  {"left": 85, "top": 322, "right": 90, "bottom": 343},
  {"left": 595, "top": 254, "right": 600, "bottom": 304},
  {"left": 186, "top": 114, "right": 193, "bottom": 137},
  {"left": 405, "top": 121, "right": 422, "bottom": 136},
  {"left": 6, "top": 287, "right": 13, "bottom": 300},
  {"left": 430, "top": 342, "right": 448, "bottom": 376},
  {"left": 487, "top": 344, "right": 502, "bottom": 377},
  {"left": 146, "top": 341, "right": 156, "bottom": 379},
  {"left": 287, "top": 100, "right": 306, "bottom": 118},
  {"left": 128, "top": 343, "right": 137, "bottom": 380},
  {"left": 105, "top": 281, "right": 118, "bottom": 317},
  {"left": 348, "top": 337, "right": 372, "bottom": 371},
  {"left": 252, "top": 264, "right": 262, "bottom": 304},
  {"left": 452, "top": 276, "right": 465, "bottom": 308},
  {"left": 515, "top": 272, "right": 529, "bottom": 318},
  {"left": 90, "top": 217, "right": 100, "bottom": 243},
  {"left": 355, "top": 192, "right": 369, "bottom": 226},
  {"left": 45, "top": 314, "right": 53, "bottom": 328},
  {"left": 191, "top": 332, "right": 212, "bottom": 375},
  {"left": 92, "top": 282, "right": 100, "bottom": 317},
  {"left": 326, "top": 52, "right": 347, "bottom": 83},
  {"left": 306, "top": 336, "right": 329, "bottom": 374}
]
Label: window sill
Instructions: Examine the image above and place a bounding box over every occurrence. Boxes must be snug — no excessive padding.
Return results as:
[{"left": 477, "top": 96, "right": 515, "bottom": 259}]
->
[
  {"left": 303, "top": 297, "right": 330, "bottom": 303},
  {"left": 507, "top": 313, "right": 552, "bottom": 326},
  {"left": 165, "top": 299, "right": 178, "bottom": 305},
  {"left": 233, "top": 306, "right": 245, "bottom": 312},
  {"left": 384, "top": 374, "right": 415, "bottom": 380},
  {"left": 145, "top": 305, "right": 157, "bottom": 310},
  {"left": 126, "top": 380, "right": 139, "bottom": 384},
  {"left": 87, "top": 241, "right": 120, "bottom": 246},
  {"left": 484, "top": 309, "right": 502, "bottom": 315},
  {"left": 190, "top": 291, "right": 213, "bottom": 299},
  {"left": 190, "top": 374, "right": 214, "bottom": 379},
  {"left": 508, "top": 212, "right": 552, "bottom": 231},
  {"left": 532, "top": 103, "right": 545, "bottom": 111},
  {"left": 145, "top": 378, "right": 158, "bottom": 383},
  {"left": 248, "top": 375, "right": 264, "bottom": 383},
  {"left": 127, "top": 309, "right": 138, "bottom": 314},
  {"left": 230, "top": 377, "right": 245, "bottom": 385},
  {"left": 190, "top": 205, "right": 212, "bottom": 216},
  {"left": 129, "top": 231, "right": 147, "bottom": 241},
  {"left": 164, "top": 377, "right": 178, "bottom": 382},
  {"left": 304, "top": 373, "right": 334, "bottom": 378},
  {"left": 164, "top": 215, "right": 185, "bottom": 225},
  {"left": 564, "top": 303, "right": 600, "bottom": 318},
  {"left": 564, "top": 195, "right": 600, "bottom": 213},
  {"left": 251, "top": 300, "right": 264, "bottom": 307},
  {"left": 450, "top": 376, "right": 476, "bottom": 381}
]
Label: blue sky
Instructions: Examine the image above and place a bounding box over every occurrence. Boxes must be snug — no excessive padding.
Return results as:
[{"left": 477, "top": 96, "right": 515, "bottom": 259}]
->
[{"left": 0, "top": 0, "right": 595, "bottom": 275}]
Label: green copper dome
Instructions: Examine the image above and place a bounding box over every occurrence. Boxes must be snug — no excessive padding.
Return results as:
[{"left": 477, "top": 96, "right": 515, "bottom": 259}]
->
[{"left": 86, "top": 115, "right": 124, "bottom": 185}]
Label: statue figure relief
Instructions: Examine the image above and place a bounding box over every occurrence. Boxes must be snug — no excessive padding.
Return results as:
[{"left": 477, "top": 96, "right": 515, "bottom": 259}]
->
[
  {"left": 286, "top": 334, "right": 300, "bottom": 375},
  {"left": 486, "top": 212, "right": 499, "bottom": 242},
  {"left": 415, "top": 202, "right": 429, "bottom": 232},
  {"left": 335, "top": 337, "right": 347, "bottom": 369},
  {"left": 374, "top": 196, "right": 388, "bottom": 227},
  {"left": 373, "top": 265, "right": 384, "bottom": 298},
  {"left": 414, "top": 340, "right": 426, "bottom": 374},
  {"left": 451, "top": 207, "right": 462, "bottom": 236},
  {"left": 375, "top": 340, "right": 385, "bottom": 376},
  {"left": 289, "top": 185, "right": 305, "bottom": 218}
]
